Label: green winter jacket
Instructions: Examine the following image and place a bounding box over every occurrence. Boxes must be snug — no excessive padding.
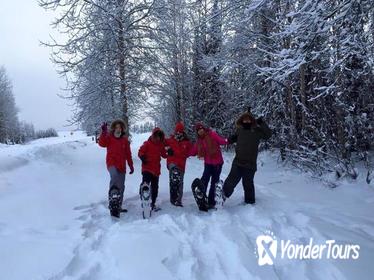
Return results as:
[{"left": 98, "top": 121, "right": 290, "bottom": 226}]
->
[{"left": 230, "top": 121, "right": 272, "bottom": 171}]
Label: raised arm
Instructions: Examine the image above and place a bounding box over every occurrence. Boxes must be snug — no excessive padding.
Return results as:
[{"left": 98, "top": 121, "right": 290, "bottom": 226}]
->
[
  {"left": 256, "top": 118, "right": 272, "bottom": 140},
  {"left": 227, "top": 131, "right": 238, "bottom": 144},
  {"left": 98, "top": 122, "right": 109, "bottom": 147},
  {"left": 210, "top": 130, "right": 228, "bottom": 145}
]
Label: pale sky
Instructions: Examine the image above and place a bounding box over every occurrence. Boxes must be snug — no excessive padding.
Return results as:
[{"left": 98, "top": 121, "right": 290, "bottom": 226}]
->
[{"left": 0, "top": 0, "right": 73, "bottom": 130}]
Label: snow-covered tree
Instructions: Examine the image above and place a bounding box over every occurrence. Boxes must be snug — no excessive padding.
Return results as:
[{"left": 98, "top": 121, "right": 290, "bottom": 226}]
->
[
  {"left": 147, "top": 0, "right": 192, "bottom": 133},
  {"left": 40, "top": 0, "right": 155, "bottom": 134},
  {"left": 41, "top": 0, "right": 373, "bottom": 179},
  {"left": 0, "top": 66, "right": 20, "bottom": 144}
]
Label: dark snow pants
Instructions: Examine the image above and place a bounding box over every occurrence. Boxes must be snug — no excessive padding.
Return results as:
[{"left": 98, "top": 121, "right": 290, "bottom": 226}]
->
[
  {"left": 108, "top": 166, "right": 126, "bottom": 205},
  {"left": 223, "top": 163, "right": 256, "bottom": 204},
  {"left": 201, "top": 164, "right": 223, "bottom": 206},
  {"left": 142, "top": 171, "right": 160, "bottom": 206}
]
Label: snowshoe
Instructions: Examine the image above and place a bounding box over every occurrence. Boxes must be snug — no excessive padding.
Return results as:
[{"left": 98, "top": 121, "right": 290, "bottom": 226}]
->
[
  {"left": 170, "top": 166, "right": 182, "bottom": 205},
  {"left": 111, "top": 211, "right": 120, "bottom": 218},
  {"left": 173, "top": 201, "right": 183, "bottom": 207},
  {"left": 109, "top": 185, "right": 121, "bottom": 218},
  {"left": 140, "top": 182, "right": 152, "bottom": 219},
  {"left": 244, "top": 201, "right": 256, "bottom": 205},
  {"left": 215, "top": 179, "right": 225, "bottom": 209},
  {"left": 151, "top": 204, "right": 161, "bottom": 212},
  {"left": 191, "top": 178, "right": 208, "bottom": 212},
  {"left": 199, "top": 205, "right": 209, "bottom": 212},
  {"left": 207, "top": 204, "right": 217, "bottom": 210}
]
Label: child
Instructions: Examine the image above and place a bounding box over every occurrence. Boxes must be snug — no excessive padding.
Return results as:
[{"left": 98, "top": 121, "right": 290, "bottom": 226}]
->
[
  {"left": 165, "top": 122, "right": 192, "bottom": 207},
  {"left": 190, "top": 123, "right": 228, "bottom": 208},
  {"left": 223, "top": 111, "right": 272, "bottom": 204},
  {"left": 138, "top": 127, "right": 167, "bottom": 210},
  {"left": 98, "top": 119, "right": 134, "bottom": 216}
]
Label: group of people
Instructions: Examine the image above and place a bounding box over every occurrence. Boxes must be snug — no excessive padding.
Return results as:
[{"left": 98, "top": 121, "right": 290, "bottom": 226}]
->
[{"left": 98, "top": 110, "right": 272, "bottom": 212}]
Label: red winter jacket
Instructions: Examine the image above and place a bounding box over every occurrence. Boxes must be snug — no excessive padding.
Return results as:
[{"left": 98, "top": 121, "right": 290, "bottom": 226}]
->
[
  {"left": 189, "top": 129, "right": 228, "bottom": 165},
  {"left": 165, "top": 135, "right": 192, "bottom": 172},
  {"left": 138, "top": 132, "right": 167, "bottom": 176},
  {"left": 98, "top": 133, "right": 134, "bottom": 173}
]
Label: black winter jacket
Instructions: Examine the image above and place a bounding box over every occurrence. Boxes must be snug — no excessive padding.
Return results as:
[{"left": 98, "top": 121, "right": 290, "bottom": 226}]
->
[{"left": 229, "top": 121, "right": 272, "bottom": 171}]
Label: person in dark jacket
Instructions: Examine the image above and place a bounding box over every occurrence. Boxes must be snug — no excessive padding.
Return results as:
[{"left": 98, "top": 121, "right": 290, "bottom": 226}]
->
[
  {"left": 223, "top": 111, "right": 272, "bottom": 204},
  {"left": 138, "top": 127, "right": 167, "bottom": 210}
]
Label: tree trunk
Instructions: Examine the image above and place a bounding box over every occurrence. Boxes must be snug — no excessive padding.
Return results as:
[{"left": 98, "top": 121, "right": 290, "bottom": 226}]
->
[
  {"left": 172, "top": 0, "right": 182, "bottom": 122},
  {"left": 286, "top": 83, "right": 296, "bottom": 142},
  {"left": 117, "top": 0, "right": 129, "bottom": 134},
  {"left": 300, "top": 63, "right": 306, "bottom": 133}
]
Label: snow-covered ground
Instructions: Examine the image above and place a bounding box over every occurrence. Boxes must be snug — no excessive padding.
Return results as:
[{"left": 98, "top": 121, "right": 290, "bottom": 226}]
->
[{"left": 0, "top": 132, "right": 373, "bottom": 280}]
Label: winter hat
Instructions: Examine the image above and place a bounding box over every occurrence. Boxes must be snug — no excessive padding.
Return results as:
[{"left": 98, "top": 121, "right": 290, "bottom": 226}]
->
[
  {"left": 175, "top": 122, "right": 185, "bottom": 134},
  {"left": 152, "top": 127, "right": 161, "bottom": 134},
  {"left": 110, "top": 119, "right": 126, "bottom": 134},
  {"left": 236, "top": 112, "right": 256, "bottom": 128},
  {"left": 194, "top": 122, "right": 205, "bottom": 132}
]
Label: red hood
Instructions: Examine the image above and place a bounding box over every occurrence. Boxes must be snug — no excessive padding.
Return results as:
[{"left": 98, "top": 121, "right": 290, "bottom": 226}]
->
[
  {"left": 152, "top": 127, "right": 162, "bottom": 134},
  {"left": 150, "top": 127, "right": 165, "bottom": 142},
  {"left": 175, "top": 122, "right": 185, "bottom": 134},
  {"left": 194, "top": 122, "right": 206, "bottom": 132}
]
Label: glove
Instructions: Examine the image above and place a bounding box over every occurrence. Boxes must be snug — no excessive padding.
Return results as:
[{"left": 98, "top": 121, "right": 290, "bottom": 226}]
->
[
  {"left": 129, "top": 166, "right": 134, "bottom": 174},
  {"left": 167, "top": 148, "right": 174, "bottom": 156},
  {"left": 175, "top": 132, "right": 187, "bottom": 141},
  {"left": 227, "top": 135, "right": 237, "bottom": 144},
  {"left": 140, "top": 155, "right": 147, "bottom": 165},
  {"left": 101, "top": 122, "right": 108, "bottom": 134},
  {"left": 256, "top": 117, "right": 264, "bottom": 125}
]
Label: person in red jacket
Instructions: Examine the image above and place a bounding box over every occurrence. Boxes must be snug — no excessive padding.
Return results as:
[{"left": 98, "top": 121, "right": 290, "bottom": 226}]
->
[
  {"left": 138, "top": 127, "right": 167, "bottom": 210},
  {"left": 98, "top": 119, "right": 134, "bottom": 214},
  {"left": 165, "top": 122, "right": 193, "bottom": 207}
]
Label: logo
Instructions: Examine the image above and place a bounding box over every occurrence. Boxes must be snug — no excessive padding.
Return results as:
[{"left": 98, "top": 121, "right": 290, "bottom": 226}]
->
[
  {"left": 255, "top": 232, "right": 360, "bottom": 266},
  {"left": 256, "top": 232, "right": 277, "bottom": 266}
]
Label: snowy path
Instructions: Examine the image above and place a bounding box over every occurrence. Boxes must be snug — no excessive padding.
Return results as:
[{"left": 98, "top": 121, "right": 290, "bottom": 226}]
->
[{"left": 0, "top": 132, "right": 373, "bottom": 280}]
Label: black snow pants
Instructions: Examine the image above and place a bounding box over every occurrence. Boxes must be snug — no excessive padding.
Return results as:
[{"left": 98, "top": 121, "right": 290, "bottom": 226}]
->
[
  {"left": 223, "top": 163, "right": 256, "bottom": 204},
  {"left": 142, "top": 172, "right": 159, "bottom": 206},
  {"left": 201, "top": 164, "right": 223, "bottom": 206}
]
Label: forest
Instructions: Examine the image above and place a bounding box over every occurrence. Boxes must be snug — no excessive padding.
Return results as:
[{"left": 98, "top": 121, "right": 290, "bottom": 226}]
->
[
  {"left": 4, "top": 0, "right": 370, "bottom": 180},
  {"left": 0, "top": 66, "right": 58, "bottom": 144}
]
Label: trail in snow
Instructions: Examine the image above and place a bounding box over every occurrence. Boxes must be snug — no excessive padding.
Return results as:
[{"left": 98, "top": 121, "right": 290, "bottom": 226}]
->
[{"left": 0, "top": 132, "right": 373, "bottom": 280}]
